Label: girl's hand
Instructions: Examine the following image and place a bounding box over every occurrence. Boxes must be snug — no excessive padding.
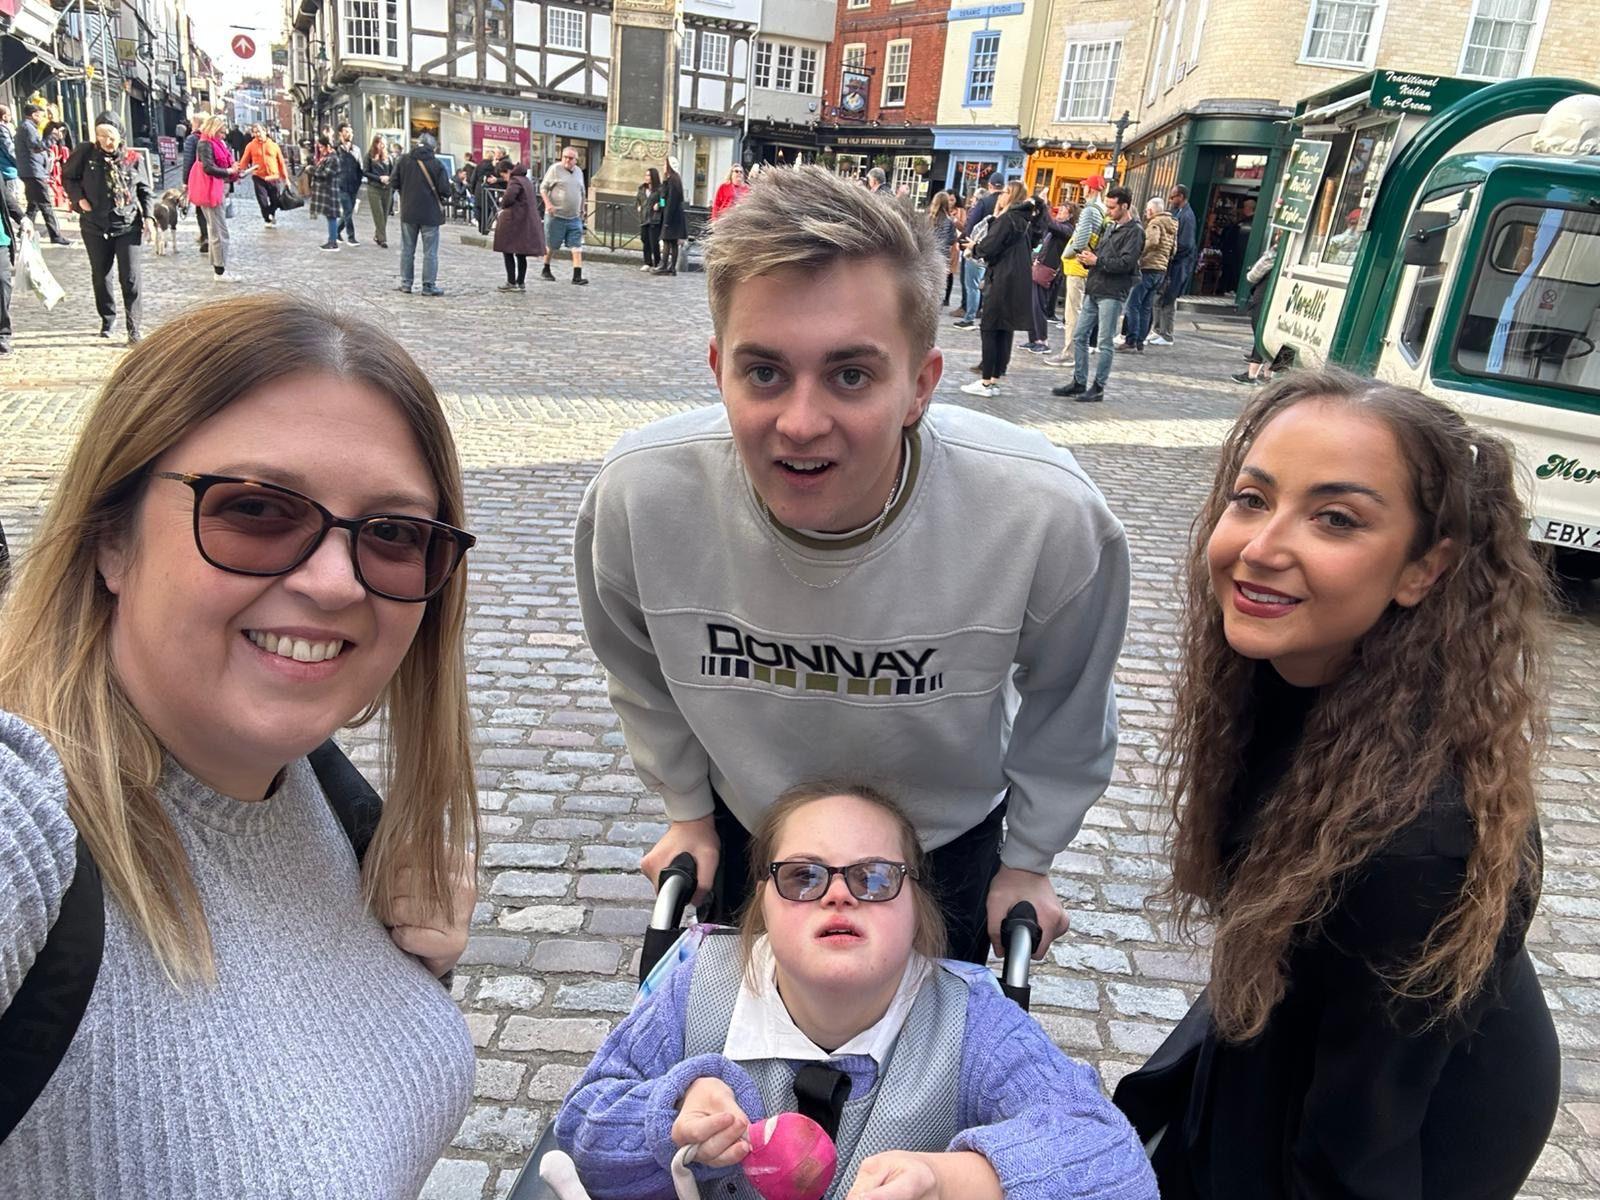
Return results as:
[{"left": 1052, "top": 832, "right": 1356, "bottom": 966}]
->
[
  {"left": 387, "top": 858, "right": 477, "bottom": 977},
  {"left": 845, "top": 1152, "right": 939, "bottom": 1200},
  {"left": 672, "top": 1076, "right": 752, "bottom": 1168}
]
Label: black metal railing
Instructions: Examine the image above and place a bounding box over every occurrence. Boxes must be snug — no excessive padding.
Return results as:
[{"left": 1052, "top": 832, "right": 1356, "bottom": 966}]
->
[{"left": 592, "top": 200, "right": 712, "bottom": 254}]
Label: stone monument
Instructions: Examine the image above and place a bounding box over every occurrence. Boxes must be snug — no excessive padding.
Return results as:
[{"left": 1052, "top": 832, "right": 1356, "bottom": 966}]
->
[{"left": 592, "top": 0, "right": 682, "bottom": 225}]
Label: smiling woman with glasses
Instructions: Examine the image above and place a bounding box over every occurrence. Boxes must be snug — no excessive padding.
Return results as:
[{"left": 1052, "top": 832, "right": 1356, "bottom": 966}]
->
[
  {"left": 0, "top": 293, "right": 479, "bottom": 1197},
  {"left": 555, "top": 781, "right": 1156, "bottom": 1199}
]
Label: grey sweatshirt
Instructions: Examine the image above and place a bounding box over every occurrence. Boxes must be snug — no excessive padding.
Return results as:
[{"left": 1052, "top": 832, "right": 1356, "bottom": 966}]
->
[
  {"left": 0, "top": 711, "right": 475, "bottom": 1199},
  {"left": 575, "top": 405, "right": 1130, "bottom": 873}
]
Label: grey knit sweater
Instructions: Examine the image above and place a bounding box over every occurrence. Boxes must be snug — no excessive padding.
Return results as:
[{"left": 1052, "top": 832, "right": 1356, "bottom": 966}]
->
[{"left": 0, "top": 711, "right": 475, "bottom": 1199}]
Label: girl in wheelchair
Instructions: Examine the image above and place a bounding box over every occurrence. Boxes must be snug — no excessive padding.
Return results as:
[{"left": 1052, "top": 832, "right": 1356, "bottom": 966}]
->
[{"left": 554, "top": 781, "right": 1156, "bottom": 1200}]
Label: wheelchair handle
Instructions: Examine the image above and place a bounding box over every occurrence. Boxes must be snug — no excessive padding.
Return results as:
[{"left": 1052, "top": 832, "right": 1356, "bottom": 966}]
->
[
  {"left": 1001, "top": 901, "right": 1042, "bottom": 991},
  {"left": 649, "top": 851, "right": 698, "bottom": 931}
]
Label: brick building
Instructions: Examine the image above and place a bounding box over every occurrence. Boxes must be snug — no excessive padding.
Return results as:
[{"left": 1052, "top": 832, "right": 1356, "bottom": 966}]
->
[{"left": 817, "top": 0, "right": 953, "bottom": 191}]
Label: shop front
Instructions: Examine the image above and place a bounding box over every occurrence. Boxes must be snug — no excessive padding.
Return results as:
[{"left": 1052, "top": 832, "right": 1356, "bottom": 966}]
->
[
  {"left": 678, "top": 119, "right": 740, "bottom": 208},
  {"left": 743, "top": 120, "right": 817, "bottom": 170},
  {"left": 933, "top": 125, "right": 1022, "bottom": 199},
  {"left": 1022, "top": 145, "right": 1118, "bottom": 208},
  {"left": 338, "top": 78, "right": 606, "bottom": 182},
  {"left": 815, "top": 126, "right": 944, "bottom": 207},
  {"left": 1122, "top": 107, "right": 1294, "bottom": 306}
]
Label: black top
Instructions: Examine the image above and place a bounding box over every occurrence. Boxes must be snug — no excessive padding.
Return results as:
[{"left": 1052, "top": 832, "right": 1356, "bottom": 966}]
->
[
  {"left": 62, "top": 142, "right": 153, "bottom": 237},
  {"left": 972, "top": 206, "right": 1033, "bottom": 333},
  {"left": 1117, "top": 664, "right": 1559, "bottom": 1200}
]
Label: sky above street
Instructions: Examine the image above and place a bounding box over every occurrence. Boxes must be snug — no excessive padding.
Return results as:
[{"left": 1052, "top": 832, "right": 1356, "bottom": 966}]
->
[{"left": 189, "top": 0, "right": 287, "bottom": 81}]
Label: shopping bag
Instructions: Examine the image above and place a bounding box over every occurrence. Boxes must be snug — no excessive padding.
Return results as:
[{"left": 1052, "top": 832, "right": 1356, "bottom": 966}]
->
[{"left": 18, "top": 229, "right": 64, "bottom": 309}]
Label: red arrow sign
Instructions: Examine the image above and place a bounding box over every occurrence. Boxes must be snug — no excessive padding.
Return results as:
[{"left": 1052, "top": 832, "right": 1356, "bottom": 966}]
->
[{"left": 231, "top": 34, "right": 256, "bottom": 59}]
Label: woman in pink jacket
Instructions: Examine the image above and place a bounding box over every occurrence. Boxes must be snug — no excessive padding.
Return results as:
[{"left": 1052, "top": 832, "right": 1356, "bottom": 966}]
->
[{"left": 187, "top": 114, "right": 241, "bottom": 282}]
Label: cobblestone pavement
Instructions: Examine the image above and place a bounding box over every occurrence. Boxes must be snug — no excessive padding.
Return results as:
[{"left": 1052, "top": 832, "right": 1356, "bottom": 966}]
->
[{"left": 3, "top": 208, "right": 1600, "bottom": 1199}]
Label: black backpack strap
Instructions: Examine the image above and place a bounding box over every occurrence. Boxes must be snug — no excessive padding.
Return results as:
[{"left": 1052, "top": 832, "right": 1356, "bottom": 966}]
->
[
  {"left": 307, "top": 740, "right": 383, "bottom": 867},
  {"left": 0, "top": 835, "right": 105, "bottom": 1144}
]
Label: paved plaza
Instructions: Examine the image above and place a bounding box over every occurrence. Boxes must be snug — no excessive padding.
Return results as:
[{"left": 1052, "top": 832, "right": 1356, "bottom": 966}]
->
[{"left": 3, "top": 208, "right": 1600, "bottom": 1199}]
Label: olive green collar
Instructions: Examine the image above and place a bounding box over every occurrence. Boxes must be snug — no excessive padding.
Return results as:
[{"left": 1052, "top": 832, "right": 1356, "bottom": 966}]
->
[{"left": 763, "top": 425, "right": 923, "bottom": 551}]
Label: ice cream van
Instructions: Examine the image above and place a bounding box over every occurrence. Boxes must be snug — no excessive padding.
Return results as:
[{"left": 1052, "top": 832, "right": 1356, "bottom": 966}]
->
[{"left": 1257, "top": 73, "right": 1600, "bottom": 572}]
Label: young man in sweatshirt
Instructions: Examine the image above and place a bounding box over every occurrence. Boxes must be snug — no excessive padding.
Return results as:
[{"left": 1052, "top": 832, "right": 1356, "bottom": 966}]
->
[{"left": 575, "top": 166, "right": 1130, "bottom": 965}]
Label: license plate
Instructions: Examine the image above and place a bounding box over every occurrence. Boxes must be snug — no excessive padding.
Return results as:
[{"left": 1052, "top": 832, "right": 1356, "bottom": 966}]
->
[{"left": 1530, "top": 516, "right": 1600, "bottom": 549}]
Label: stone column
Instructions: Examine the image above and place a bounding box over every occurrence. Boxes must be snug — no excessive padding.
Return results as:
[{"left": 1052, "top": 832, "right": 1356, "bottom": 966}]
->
[{"left": 592, "top": 0, "right": 682, "bottom": 228}]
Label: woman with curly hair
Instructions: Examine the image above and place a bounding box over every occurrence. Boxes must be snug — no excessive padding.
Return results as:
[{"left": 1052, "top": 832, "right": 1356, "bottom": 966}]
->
[{"left": 1115, "top": 367, "right": 1559, "bottom": 1199}]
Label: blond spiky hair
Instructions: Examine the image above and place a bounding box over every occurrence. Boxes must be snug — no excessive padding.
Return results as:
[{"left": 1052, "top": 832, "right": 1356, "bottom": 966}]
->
[{"left": 703, "top": 165, "right": 945, "bottom": 355}]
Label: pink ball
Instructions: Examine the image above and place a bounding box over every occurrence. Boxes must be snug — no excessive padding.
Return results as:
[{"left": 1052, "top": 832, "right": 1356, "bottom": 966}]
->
[{"left": 741, "top": 1112, "right": 839, "bottom": 1200}]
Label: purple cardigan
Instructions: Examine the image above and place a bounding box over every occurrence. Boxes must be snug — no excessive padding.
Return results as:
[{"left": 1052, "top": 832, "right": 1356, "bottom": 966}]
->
[{"left": 554, "top": 940, "right": 1157, "bottom": 1200}]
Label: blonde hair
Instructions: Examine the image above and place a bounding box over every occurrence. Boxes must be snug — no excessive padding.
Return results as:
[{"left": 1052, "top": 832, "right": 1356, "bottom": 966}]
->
[
  {"left": 737, "top": 781, "right": 946, "bottom": 987},
  {"left": 198, "top": 114, "right": 225, "bottom": 137},
  {"left": 0, "top": 293, "right": 478, "bottom": 985},
  {"left": 703, "top": 165, "right": 944, "bottom": 355},
  {"left": 996, "top": 181, "right": 1028, "bottom": 214}
]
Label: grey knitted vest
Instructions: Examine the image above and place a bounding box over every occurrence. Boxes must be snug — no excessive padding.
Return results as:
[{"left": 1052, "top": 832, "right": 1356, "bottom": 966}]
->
[{"left": 683, "top": 933, "right": 966, "bottom": 1200}]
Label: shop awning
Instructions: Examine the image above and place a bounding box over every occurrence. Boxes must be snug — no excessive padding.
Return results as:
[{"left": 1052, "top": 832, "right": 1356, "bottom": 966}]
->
[
  {"left": 1294, "top": 92, "right": 1367, "bottom": 127},
  {"left": 1, "top": 33, "right": 72, "bottom": 81}
]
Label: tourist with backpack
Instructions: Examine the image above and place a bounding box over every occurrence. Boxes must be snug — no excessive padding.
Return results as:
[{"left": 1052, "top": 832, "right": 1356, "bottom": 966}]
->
[{"left": 0, "top": 293, "right": 480, "bottom": 1195}]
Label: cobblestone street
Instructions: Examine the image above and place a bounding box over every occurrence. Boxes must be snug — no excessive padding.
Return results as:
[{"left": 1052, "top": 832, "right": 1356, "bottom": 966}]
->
[{"left": 4, "top": 209, "right": 1600, "bottom": 1199}]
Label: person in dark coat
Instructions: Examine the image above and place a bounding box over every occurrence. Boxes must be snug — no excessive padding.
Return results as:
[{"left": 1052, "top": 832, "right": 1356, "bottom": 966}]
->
[
  {"left": 390, "top": 133, "right": 452, "bottom": 295},
  {"left": 332, "top": 124, "right": 364, "bottom": 244},
  {"left": 16, "top": 104, "right": 69, "bottom": 245},
  {"left": 962, "top": 182, "right": 1035, "bottom": 397},
  {"left": 1025, "top": 201, "right": 1075, "bottom": 353},
  {"left": 636, "top": 168, "right": 662, "bottom": 271},
  {"left": 655, "top": 156, "right": 688, "bottom": 276},
  {"left": 491, "top": 161, "right": 546, "bottom": 291},
  {"left": 308, "top": 135, "right": 342, "bottom": 251},
  {"left": 62, "top": 111, "right": 152, "bottom": 343},
  {"left": 1053, "top": 185, "right": 1144, "bottom": 403},
  {"left": 1113, "top": 369, "right": 1560, "bottom": 1200}
]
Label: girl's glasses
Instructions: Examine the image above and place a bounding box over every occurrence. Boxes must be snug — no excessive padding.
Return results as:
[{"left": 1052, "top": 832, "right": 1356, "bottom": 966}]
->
[
  {"left": 767, "top": 859, "right": 916, "bottom": 903},
  {"left": 153, "top": 471, "right": 475, "bottom": 603}
]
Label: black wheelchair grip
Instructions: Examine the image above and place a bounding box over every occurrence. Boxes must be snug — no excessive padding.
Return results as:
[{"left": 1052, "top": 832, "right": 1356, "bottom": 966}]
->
[{"left": 1001, "top": 901, "right": 1042, "bottom": 954}]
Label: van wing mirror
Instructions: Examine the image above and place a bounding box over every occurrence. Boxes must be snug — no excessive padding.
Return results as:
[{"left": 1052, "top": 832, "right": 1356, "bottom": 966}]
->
[{"left": 1402, "top": 209, "right": 1449, "bottom": 267}]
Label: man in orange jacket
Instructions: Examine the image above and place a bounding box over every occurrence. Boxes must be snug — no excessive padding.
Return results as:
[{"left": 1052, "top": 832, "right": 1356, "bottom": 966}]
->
[{"left": 238, "top": 124, "right": 288, "bottom": 226}]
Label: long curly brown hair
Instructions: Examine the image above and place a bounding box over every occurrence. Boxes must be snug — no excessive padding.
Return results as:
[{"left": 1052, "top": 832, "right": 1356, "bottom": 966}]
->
[{"left": 1162, "top": 368, "right": 1550, "bottom": 1041}]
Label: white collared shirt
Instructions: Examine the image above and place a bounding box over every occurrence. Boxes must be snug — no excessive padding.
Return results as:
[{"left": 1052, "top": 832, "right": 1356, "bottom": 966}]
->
[{"left": 722, "top": 936, "right": 932, "bottom": 1066}]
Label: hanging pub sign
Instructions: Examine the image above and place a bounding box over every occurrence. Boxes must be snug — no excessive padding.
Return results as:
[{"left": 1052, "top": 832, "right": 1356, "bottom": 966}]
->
[
  {"left": 840, "top": 67, "right": 870, "bottom": 119},
  {"left": 1270, "top": 138, "right": 1333, "bottom": 232}
]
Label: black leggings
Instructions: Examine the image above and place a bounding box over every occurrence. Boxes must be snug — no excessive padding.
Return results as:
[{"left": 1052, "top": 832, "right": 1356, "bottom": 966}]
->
[
  {"left": 980, "top": 327, "right": 1014, "bottom": 380},
  {"left": 944, "top": 271, "right": 954, "bottom": 305},
  {"left": 503, "top": 252, "right": 527, "bottom": 285},
  {"left": 662, "top": 238, "right": 680, "bottom": 272},
  {"left": 641, "top": 224, "right": 661, "bottom": 267}
]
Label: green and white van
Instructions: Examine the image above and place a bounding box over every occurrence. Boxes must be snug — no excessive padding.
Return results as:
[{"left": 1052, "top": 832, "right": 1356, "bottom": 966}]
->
[{"left": 1259, "top": 74, "right": 1600, "bottom": 570}]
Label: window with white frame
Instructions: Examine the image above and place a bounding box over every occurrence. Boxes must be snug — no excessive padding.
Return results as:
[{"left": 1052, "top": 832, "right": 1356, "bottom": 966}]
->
[
  {"left": 843, "top": 43, "right": 867, "bottom": 68},
  {"left": 966, "top": 30, "right": 999, "bottom": 106},
  {"left": 1460, "top": 0, "right": 1544, "bottom": 79},
  {"left": 846, "top": 0, "right": 869, "bottom": 9},
  {"left": 798, "top": 47, "right": 818, "bottom": 95},
  {"left": 753, "top": 38, "right": 772, "bottom": 87},
  {"left": 700, "top": 30, "right": 729, "bottom": 75},
  {"left": 680, "top": 29, "right": 695, "bottom": 67},
  {"left": 1302, "top": 0, "right": 1385, "bottom": 67},
  {"left": 1146, "top": 18, "right": 1169, "bottom": 103},
  {"left": 1166, "top": 0, "right": 1189, "bottom": 86},
  {"left": 882, "top": 39, "right": 911, "bottom": 107},
  {"left": 548, "top": 6, "right": 585, "bottom": 52},
  {"left": 343, "top": 0, "right": 399, "bottom": 58},
  {"left": 1058, "top": 40, "right": 1122, "bottom": 123},
  {"left": 776, "top": 43, "right": 795, "bottom": 91}
]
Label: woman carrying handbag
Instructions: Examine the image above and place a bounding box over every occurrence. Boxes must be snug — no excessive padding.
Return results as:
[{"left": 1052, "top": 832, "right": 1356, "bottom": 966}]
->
[{"left": 1025, "top": 200, "right": 1075, "bottom": 354}]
